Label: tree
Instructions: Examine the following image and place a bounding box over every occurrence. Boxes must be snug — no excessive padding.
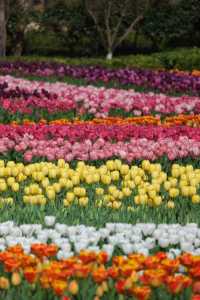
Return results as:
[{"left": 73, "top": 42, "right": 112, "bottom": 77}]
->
[
  {"left": 85, "top": 0, "right": 162, "bottom": 59},
  {"left": 142, "top": 0, "right": 200, "bottom": 51},
  {"left": 0, "top": 0, "right": 9, "bottom": 56}
]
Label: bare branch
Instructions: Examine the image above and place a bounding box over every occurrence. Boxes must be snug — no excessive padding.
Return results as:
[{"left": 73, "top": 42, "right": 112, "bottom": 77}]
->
[
  {"left": 86, "top": 4, "right": 107, "bottom": 49},
  {"left": 105, "top": 1, "right": 112, "bottom": 49},
  {"left": 110, "top": 0, "right": 129, "bottom": 45},
  {"left": 114, "top": 15, "right": 144, "bottom": 49}
]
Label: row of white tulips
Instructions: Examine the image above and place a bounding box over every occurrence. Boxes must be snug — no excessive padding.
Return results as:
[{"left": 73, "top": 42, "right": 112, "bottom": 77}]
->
[{"left": 0, "top": 216, "right": 200, "bottom": 259}]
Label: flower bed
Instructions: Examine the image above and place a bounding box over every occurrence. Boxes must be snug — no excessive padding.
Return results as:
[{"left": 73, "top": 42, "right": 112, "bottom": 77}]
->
[
  {"left": 0, "top": 243, "right": 200, "bottom": 300},
  {"left": 0, "top": 64, "right": 200, "bottom": 299},
  {"left": 1, "top": 219, "right": 200, "bottom": 256},
  {"left": 1, "top": 61, "right": 200, "bottom": 94},
  {"left": 0, "top": 76, "right": 200, "bottom": 122},
  {"left": 1, "top": 124, "right": 200, "bottom": 161},
  {"left": 0, "top": 159, "right": 199, "bottom": 210}
]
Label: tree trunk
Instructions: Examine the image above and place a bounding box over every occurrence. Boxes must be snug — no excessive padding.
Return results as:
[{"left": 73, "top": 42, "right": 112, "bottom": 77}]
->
[
  {"left": 0, "top": 0, "right": 6, "bottom": 57},
  {"left": 106, "top": 51, "right": 113, "bottom": 60}
]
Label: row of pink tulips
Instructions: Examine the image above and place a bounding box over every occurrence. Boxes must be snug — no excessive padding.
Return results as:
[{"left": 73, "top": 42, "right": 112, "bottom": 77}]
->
[
  {"left": 1, "top": 76, "right": 200, "bottom": 116},
  {"left": 1, "top": 124, "right": 200, "bottom": 141},
  {"left": 0, "top": 129, "right": 200, "bottom": 161}
]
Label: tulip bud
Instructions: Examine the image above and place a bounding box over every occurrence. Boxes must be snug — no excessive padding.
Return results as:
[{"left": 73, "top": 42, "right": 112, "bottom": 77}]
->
[
  {"left": 68, "top": 280, "right": 79, "bottom": 295},
  {"left": 0, "top": 277, "right": 9, "bottom": 289},
  {"left": 96, "top": 285, "right": 104, "bottom": 297},
  {"left": 11, "top": 272, "right": 21, "bottom": 286}
]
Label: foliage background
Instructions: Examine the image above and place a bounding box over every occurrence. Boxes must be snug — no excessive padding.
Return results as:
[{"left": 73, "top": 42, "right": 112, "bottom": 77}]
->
[{"left": 6, "top": 0, "right": 200, "bottom": 57}]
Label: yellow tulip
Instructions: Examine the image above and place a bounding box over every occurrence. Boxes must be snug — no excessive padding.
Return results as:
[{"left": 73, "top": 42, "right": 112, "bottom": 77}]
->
[
  {"left": 152, "top": 183, "right": 160, "bottom": 192},
  {"left": 181, "top": 186, "right": 190, "bottom": 197},
  {"left": 5, "top": 197, "right": 13, "bottom": 205},
  {"left": 53, "top": 183, "right": 61, "bottom": 193},
  {"left": 7, "top": 177, "right": 15, "bottom": 186},
  {"left": 122, "top": 188, "right": 131, "bottom": 197},
  {"left": 134, "top": 176, "right": 142, "bottom": 185},
  {"left": 153, "top": 196, "right": 162, "bottom": 206},
  {"left": 48, "top": 169, "right": 57, "bottom": 178},
  {"left": 95, "top": 188, "right": 104, "bottom": 195},
  {"left": 151, "top": 171, "right": 160, "bottom": 179},
  {"left": 112, "top": 201, "right": 122, "bottom": 209},
  {"left": 134, "top": 195, "right": 140, "bottom": 205},
  {"left": 171, "top": 168, "right": 180, "bottom": 178},
  {"left": 106, "top": 160, "right": 115, "bottom": 171},
  {"left": 65, "top": 180, "right": 73, "bottom": 189},
  {"left": 57, "top": 159, "right": 65, "bottom": 168},
  {"left": 186, "top": 165, "right": 193, "bottom": 173},
  {"left": 127, "top": 180, "right": 135, "bottom": 189},
  {"left": 167, "top": 201, "right": 175, "bottom": 209},
  {"left": 179, "top": 180, "right": 188, "bottom": 188},
  {"left": 111, "top": 171, "right": 120, "bottom": 181},
  {"left": 148, "top": 190, "right": 157, "bottom": 199},
  {"left": 63, "top": 199, "right": 71, "bottom": 207},
  {"left": 192, "top": 194, "right": 200, "bottom": 204},
  {"left": 4, "top": 167, "right": 12, "bottom": 176},
  {"left": 0, "top": 161, "right": 5, "bottom": 167},
  {"left": 169, "top": 188, "right": 179, "bottom": 198},
  {"left": 7, "top": 161, "right": 16, "bottom": 168},
  {"left": 112, "top": 190, "right": 119, "bottom": 199},
  {"left": 108, "top": 185, "right": 117, "bottom": 193},
  {"left": 11, "top": 167, "right": 19, "bottom": 177},
  {"left": 85, "top": 175, "right": 93, "bottom": 184},
  {"left": 41, "top": 178, "right": 50, "bottom": 188},
  {"left": 101, "top": 175, "right": 111, "bottom": 185},
  {"left": 189, "top": 186, "right": 196, "bottom": 196},
  {"left": 114, "top": 159, "right": 122, "bottom": 170},
  {"left": 79, "top": 197, "right": 89, "bottom": 206},
  {"left": 0, "top": 182, "right": 7, "bottom": 192},
  {"left": 169, "top": 178, "right": 177, "bottom": 187},
  {"left": 190, "top": 178, "right": 198, "bottom": 187},
  {"left": 140, "top": 195, "right": 148, "bottom": 205},
  {"left": 72, "top": 175, "right": 80, "bottom": 185},
  {"left": 46, "top": 190, "right": 55, "bottom": 200},
  {"left": 93, "top": 173, "right": 100, "bottom": 182},
  {"left": 16, "top": 173, "right": 26, "bottom": 182},
  {"left": 120, "top": 164, "right": 129, "bottom": 175},
  {"left": 141, "top": 160, "right": 151, "bottom": 170},
  {"left": 11, "top": 182, "right": 19, "bottom": 192},
  {"left": 138, "top": 188, "right": 146, "bottom": 195},
  {"left": 39, "top": 197, "right": 47, "bottom": 205}
]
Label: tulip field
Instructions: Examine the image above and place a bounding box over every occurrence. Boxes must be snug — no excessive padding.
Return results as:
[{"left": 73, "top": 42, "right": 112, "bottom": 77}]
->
[{"left": 1, "top": 62, "right": 200, "bottom": 299}]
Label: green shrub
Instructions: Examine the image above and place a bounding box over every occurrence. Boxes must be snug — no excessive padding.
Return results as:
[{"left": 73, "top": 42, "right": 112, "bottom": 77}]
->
[
  {"left": 24, "top": 31, "right": 68, "bottom": 56},
  {"left": 157, "top": 48, "right": 200, "bottom": 71}
]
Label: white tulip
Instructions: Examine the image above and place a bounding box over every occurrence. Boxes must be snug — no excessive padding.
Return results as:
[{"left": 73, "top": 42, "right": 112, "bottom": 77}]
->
[
  {"left": 194, "top": 239, "right": 200, "bottom": 247},
  {"left": 75, "top": 242, "right": 88, "bottom": 252},
  {"left": 121, "top": 243, "right": 133, "bottom": 254},
  {"left": 142, "top": 224, "right": 156, "bottom": 236},
  {"left": 169, "top": 235, "right": 179, "bottom": 245},
  {"left": 0, "top": 226, "right": 9, "bottom": 236},
  {"left": 55, "top": 224, "right": 67, "bottom": 235},
  {"left": 159, "top": 238, "right": 169, "bottom": 248},
  {"left": 139, "top": 247, "right": 149, "bottom": 256},
  {"left": 181, "top": 242, "right": 193, "bottom": 252},
  {"left": 61, "top": 244, "right": 71, "bottom": 252},
  {"left": 0, "top": 238, "right": 5, "bottom": 245},
  {"left": 44, "top": 216, "right": 56, "bottom": 227}
]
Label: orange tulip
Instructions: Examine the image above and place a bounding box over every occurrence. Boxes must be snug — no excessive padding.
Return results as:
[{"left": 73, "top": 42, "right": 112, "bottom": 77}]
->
[
  {"left": 0, "top": 277, "right": 10, "bottom": 289},
  {"left": 11, "top": 272, "right": 21, "bottom": 286},
  {"left": 68, "top": 280, "right": 79, "bottom": 295}
]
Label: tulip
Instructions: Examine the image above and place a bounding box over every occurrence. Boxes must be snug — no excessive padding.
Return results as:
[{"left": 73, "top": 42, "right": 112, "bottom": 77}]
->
[
  {"left": 68, "top": 280, "right": 79, "bottom": 295},
  {"left": 11, "top": 272, "right": 21, "bottom": 286},
  {"left": 0, "top": 277, "right": 9, "bottom": 289}
]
